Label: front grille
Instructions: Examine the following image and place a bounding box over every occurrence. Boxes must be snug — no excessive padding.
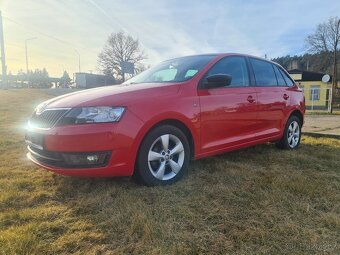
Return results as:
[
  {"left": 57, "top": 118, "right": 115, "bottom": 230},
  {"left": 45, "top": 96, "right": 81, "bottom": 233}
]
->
[{"left": 29, "top": 109, "right": 69, "bottom": 128}]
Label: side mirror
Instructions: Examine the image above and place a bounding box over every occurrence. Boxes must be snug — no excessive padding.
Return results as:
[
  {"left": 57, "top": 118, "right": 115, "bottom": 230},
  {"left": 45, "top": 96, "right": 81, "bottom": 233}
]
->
[{"left": 203, "top": 74, "right": 232, "bottom": 89}]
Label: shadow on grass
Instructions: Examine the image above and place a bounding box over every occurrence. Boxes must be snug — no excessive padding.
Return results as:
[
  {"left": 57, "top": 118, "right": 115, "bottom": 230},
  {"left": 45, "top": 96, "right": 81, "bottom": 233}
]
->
[
  {"left": 1, "top": 117, "right": 339, "bottom": 254},
  {"left": 39, "top": 138, "right": 340, "bottom": 254}
]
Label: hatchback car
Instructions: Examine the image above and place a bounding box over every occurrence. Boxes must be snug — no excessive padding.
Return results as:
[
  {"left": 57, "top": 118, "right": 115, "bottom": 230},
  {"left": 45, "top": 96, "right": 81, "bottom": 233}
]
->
[{"left": 26, "top": 53, "right": 305, "bottom": 185}]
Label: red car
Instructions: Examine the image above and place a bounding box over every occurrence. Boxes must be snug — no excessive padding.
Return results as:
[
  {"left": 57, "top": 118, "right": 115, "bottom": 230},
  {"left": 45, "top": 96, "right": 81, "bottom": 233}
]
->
[{"left": 26, "top": 53, "right": 305, "bottom": 185}]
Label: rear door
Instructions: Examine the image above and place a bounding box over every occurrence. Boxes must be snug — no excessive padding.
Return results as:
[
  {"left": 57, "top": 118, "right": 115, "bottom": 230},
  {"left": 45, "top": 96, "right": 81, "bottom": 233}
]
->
[
  {"left": 249, "top": 58, "right": 290, "bottom": 139},
  {"left": 198, "top": 56, "right": 258, "bottom": 153}
]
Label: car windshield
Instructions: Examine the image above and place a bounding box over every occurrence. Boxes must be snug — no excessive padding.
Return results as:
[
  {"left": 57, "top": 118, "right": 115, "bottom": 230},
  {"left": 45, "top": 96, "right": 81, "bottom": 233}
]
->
[{"left": 123, "top": 55, "right": 216, "bottom": 84}]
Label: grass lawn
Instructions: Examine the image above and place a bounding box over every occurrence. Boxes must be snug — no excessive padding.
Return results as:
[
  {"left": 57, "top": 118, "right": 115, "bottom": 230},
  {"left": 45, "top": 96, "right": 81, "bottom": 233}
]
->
[{"left": 0, "top": 89, "right": 339, "bottom": 255}]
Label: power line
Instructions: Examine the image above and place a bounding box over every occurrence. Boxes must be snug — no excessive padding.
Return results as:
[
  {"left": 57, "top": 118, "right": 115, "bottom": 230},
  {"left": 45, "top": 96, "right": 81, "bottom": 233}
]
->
[
  {"left": 87, "top": 0, "right": 128, "bottom": 32},
  {"left": 86, "top": 0, "right": 150, "bottom": 57},
  {"left": 3, "top": 16, "right": 98, "bottom": 54}
]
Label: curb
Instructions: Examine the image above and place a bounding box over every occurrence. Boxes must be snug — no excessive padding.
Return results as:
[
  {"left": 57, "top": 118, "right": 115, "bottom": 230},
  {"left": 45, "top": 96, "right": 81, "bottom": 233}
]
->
[{"left": 303, "top": 132, "right": 340, "bottom": 139}]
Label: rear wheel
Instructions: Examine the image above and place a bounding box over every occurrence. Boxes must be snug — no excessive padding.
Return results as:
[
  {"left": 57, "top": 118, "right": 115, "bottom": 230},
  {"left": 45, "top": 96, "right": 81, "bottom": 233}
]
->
[
  {"left": 276, "top": 116, "right": 302, "bottom": 149},
  {"left": 136, "top": 125, "right": 190, "bottom": 186}
]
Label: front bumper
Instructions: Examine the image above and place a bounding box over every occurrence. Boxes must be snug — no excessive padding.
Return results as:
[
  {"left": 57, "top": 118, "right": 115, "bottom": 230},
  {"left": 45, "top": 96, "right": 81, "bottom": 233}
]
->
[
  {"left": 27, "top": 145, "right": 111, "bottom": 168},
  {"left": 26, "top": 147, "right": 130, "bottom": 177},
  {"left": 25, "top": 110, "right": 145, "bottom": 177}
]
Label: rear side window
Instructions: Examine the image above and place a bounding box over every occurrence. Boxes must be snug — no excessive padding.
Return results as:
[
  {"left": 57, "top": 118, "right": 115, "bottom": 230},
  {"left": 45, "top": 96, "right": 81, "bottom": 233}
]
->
[
  {"left": 273, "top": 65, "right": 286, "bottom": 86},
  {"left": 207, "top": 56, "right": 249, "bottom": 87},
  {"left": 250, "top": 58, "right": 278, "bottom": 86},
  {"left": 279, "top": 68, "right": 295, "bottom": 87}
]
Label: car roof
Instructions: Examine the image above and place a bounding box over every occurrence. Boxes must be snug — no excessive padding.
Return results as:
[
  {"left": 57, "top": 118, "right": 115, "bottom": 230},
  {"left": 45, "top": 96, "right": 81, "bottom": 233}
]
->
[
  {"left": 164, "top": 53, "right": 284, "bottom": 71},
  {"left": 180, "top": 53, "right": 279, "bottom": 65}
]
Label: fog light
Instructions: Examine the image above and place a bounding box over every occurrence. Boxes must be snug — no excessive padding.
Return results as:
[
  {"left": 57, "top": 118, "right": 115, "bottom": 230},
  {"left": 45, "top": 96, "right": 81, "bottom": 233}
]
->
[
  {"left": 61, "top": 151, "right": 111, "bottom": 167},
  {"left": 87, "top": 155, "right": 99, "bottom": 163}
]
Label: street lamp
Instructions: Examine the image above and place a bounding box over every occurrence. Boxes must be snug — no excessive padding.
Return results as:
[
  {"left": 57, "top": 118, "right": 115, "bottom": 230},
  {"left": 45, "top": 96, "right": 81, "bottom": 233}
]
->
[
  {"left": 25, "top": 37, "right": 37, "bottom": 87},
  {"left": 74, "top": 49, "right": 80, "bottom": 73}
]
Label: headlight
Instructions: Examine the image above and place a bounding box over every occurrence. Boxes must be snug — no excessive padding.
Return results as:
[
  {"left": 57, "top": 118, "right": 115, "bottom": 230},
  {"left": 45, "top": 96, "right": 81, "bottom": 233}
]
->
[{"left": 59, "top": 106, "right": 126, "bottom": 125}]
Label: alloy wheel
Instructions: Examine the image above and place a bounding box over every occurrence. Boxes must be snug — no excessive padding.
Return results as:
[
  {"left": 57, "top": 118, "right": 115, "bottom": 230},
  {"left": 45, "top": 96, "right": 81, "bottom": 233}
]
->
[
  {"left": 147, "top": 134, "right": 185, "bottom": 181},
  {"left": 287, "top": 120, "right": 300, "bottom": 148}
]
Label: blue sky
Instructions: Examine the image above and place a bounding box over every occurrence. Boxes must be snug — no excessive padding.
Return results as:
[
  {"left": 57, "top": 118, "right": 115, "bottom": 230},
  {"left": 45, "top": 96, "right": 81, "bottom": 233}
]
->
[{"left": 1, "top": 0, "right": 340, "bottom": 76}]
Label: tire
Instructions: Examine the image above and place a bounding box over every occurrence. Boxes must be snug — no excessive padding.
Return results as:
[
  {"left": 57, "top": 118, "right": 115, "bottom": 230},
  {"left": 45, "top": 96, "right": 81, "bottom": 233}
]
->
[
  {"left": 276, "top": 116, "right": 302, "bottom": 150},
  {"left": 135, "top": 125, "right": 190, "bottom": 186}
]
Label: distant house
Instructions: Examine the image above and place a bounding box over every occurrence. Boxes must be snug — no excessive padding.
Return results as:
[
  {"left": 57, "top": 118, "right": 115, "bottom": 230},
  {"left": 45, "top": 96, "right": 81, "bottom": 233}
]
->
[
  {"left": 288, "top": 69, "right": 335, "bottom": 110},
  {"left": 75, "top": 73, "right": 116, "bottom": 88}
]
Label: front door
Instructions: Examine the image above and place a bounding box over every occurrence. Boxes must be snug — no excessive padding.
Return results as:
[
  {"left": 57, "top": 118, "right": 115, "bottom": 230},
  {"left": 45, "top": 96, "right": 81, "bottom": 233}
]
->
[{"left": 198, "top": 56, "right": 258, "bottom": 153}]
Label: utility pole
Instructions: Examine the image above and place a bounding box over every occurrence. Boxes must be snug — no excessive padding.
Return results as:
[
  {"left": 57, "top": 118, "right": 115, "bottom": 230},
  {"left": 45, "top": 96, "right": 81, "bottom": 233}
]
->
[
  {"left": 0, "top": 11, "right": 7, "bottom": 89},
  {"left": 25, "top": 37, "right": 37, "bottom": 88}
]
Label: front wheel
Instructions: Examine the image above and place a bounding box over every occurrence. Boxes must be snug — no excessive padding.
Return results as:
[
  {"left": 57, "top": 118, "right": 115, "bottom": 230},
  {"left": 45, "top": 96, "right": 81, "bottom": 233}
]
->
[
  {"left": 135, "top": 125, "right": 190, "bottom": 186},
  {"left": 276, "top": 116, "right": 302, "bottom": 150}
]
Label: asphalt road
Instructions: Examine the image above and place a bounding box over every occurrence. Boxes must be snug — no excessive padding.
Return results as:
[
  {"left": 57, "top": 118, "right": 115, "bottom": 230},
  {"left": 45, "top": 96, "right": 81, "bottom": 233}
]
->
[{"left": 303, "top": 115, "right": 340, "bottom": 136}]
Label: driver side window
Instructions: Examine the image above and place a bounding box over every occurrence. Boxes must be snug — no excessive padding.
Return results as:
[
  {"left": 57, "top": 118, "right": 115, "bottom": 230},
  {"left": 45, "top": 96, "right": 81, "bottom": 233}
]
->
[{"left": 207, "top": 57, "right": 249, "bottom": 87}]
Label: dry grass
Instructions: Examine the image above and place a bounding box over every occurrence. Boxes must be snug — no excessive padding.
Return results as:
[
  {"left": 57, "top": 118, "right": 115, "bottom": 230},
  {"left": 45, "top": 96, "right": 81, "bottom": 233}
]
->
[
  {"left": 0, "top": 89, "right": 339, "bottom": 255},
  {"left": 306, "top": 110, "right": 340, "bottom": 115}
]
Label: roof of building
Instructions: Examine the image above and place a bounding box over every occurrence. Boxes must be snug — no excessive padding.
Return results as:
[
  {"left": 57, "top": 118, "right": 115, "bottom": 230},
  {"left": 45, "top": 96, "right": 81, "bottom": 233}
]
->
[{"left": 288, "top": 69, "right": 332, "bottom": 82}]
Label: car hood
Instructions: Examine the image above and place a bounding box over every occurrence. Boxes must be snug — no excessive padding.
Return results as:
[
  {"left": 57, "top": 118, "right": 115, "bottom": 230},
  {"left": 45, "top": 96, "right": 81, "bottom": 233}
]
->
[{"left": 43, "top": 82, "right": 181, "bottom": 109}]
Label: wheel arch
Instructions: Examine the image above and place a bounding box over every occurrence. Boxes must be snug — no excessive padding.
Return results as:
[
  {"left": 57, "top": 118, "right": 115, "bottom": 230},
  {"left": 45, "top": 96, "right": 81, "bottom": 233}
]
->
[
  {"left": 276, "top": 109, "right": 303, "bottom": 149},
  {"left": 131, "top": 117, "right": 197, "bottom": 176},
  {"left": 278, "top": 108, "right": 304, "bottom": 141},
  {"left": 289, "top": 109, "right": 304, "bottom": 127},
  {"left": 147, "top": 119, "right": 195, "bottom": 159}
]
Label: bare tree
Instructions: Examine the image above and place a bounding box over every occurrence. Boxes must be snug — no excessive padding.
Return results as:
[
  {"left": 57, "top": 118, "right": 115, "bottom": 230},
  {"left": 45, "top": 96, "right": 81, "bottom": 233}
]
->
[
  {"left": 98, "top": 31, "right": 146, "bottom": 81},
  {"left": 306, "top": 16, "right": 340, "bottom": 112}
]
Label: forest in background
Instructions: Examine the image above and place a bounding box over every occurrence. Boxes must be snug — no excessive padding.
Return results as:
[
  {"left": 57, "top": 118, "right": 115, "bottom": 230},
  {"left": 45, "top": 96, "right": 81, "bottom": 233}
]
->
[{"left": 272, "top": 51, "right": 339, "bottom": 75}]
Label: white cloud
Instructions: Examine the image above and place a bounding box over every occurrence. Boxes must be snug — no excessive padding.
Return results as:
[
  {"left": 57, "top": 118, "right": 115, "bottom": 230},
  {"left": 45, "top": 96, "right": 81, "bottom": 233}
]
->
[{"left": 2, "top": 0, "right": 340, "bottom": 76}]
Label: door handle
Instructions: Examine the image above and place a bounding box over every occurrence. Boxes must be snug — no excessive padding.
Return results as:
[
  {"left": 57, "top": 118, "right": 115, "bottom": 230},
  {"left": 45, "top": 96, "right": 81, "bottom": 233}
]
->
[
  {"left": 283, "top": 94, "right": 289, "bottom": 100},
  {"left": 247, "top": 95, "right": 255, "bottom": 103}
]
